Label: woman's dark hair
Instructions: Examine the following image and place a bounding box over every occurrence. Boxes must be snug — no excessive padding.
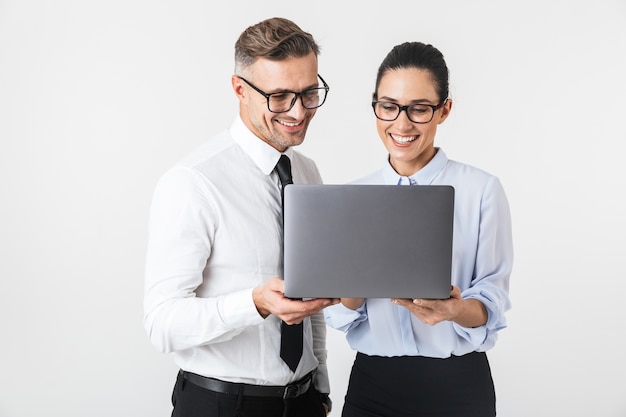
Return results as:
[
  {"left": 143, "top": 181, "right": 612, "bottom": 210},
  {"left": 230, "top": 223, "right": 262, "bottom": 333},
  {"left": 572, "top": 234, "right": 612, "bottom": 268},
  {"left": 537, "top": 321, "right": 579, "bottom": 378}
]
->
[{"left": 373, "top": 42, "right": 449, "bottom": 103}]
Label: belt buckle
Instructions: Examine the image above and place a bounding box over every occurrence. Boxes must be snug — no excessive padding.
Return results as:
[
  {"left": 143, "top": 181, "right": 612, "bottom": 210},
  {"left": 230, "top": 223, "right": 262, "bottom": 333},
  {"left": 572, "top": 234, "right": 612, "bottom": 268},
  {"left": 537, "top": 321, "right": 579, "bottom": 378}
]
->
[{"left": 282, "top": 383, "right": 299, "bottom": 400}]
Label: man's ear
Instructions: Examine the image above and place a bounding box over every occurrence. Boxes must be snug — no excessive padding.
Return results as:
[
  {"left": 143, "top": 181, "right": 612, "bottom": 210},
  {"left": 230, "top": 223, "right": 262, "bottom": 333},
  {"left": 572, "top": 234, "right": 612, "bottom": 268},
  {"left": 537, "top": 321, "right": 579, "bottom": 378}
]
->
[{"left": 232, "top": 75, "right": 246, "bottom": 101}]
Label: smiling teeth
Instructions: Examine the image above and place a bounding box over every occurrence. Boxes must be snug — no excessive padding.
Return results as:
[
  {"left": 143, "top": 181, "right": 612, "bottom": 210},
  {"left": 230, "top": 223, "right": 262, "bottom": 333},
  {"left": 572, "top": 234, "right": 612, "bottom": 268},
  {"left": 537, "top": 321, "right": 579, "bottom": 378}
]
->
[
  {"left": 391, "top": 134, "right": 417, "bottom": 144},
  {"left": 278, "top": 120, "right": 300, "bottom": 127}
]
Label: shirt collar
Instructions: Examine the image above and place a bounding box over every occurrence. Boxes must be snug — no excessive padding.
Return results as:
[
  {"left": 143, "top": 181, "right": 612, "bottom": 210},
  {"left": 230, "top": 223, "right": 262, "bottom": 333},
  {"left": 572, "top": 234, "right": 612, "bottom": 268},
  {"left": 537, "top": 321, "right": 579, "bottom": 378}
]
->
[
  {"left": 229, "top": 116, "right": 292, "bottom": 175},
  {"left": 382, "top": 148, "right": 449, "bottom": 185}
]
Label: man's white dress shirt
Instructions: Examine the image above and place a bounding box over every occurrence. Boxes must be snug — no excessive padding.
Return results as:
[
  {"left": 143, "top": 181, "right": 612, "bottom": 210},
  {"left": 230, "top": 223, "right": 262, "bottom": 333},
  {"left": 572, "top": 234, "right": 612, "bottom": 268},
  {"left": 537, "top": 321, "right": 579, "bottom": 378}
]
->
[{"left": 144, "top": 117, "right": 328, "bottom": 391}]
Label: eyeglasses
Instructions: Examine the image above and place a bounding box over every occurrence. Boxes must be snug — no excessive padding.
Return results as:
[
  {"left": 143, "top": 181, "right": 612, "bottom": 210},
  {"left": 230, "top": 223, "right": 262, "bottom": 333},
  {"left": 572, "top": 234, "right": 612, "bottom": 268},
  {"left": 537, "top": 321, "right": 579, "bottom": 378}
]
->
[
  {"left": 238, "top": 75, "right": 329, "bottom": 113},
  {"left": 371, "top": 100, "right": 446, "bottom": 124}
]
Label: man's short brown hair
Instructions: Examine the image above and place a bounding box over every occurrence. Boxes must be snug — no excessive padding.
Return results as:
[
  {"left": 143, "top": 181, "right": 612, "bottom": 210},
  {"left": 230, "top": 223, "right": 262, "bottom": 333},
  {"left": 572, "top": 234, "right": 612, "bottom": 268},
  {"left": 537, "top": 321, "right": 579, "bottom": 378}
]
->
[{"left": 234, "top": 17, "right": 320, "bottom": 75}]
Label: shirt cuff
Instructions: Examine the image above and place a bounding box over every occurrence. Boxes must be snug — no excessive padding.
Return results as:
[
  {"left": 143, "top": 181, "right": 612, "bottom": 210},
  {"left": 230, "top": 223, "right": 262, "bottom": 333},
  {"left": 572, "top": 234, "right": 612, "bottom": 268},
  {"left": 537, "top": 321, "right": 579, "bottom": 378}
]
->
[
  {"left": 220, "top": 288, "right": 265, "bottom": 328},
  {"left": 452, "top": 321, "right": 488, "bottom": 346},
  {"left": 323, "top": 302, "right": 367, "bottom": 332}
]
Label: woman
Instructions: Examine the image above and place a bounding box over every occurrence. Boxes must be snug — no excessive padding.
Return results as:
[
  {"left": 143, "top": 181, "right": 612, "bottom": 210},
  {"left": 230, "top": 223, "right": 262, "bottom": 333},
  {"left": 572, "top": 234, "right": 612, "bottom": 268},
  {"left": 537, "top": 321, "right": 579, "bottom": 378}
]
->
[{"left": 324, "top": 42, "right": 513, "bottom": 416}]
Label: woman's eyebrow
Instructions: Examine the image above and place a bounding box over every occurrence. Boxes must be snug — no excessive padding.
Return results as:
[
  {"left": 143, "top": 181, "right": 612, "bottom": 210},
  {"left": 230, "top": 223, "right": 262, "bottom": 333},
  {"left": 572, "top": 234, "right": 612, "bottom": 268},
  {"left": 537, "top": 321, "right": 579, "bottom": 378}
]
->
[{"left": 377, "top": 96, "right": 438, "bottom": 104}]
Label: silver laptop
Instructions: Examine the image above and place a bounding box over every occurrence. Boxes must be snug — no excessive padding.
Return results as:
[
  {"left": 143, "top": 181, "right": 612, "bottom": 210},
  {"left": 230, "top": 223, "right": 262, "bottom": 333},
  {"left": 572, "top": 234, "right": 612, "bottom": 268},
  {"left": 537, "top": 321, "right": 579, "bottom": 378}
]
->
[{"left": 283, "top": 184, "right": 455, "bottom": 299}]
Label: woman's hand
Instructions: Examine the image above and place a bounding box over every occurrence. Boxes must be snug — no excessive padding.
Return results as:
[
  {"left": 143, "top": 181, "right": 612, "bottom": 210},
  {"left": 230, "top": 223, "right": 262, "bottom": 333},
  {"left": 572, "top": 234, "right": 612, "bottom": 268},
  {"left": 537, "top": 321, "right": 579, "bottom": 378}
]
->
[
  {"left": 340, "top": 298, "right": 365, "bottom": 310},
  {"left": 391, "top": 285, "right": 487, "bottom": 327}
]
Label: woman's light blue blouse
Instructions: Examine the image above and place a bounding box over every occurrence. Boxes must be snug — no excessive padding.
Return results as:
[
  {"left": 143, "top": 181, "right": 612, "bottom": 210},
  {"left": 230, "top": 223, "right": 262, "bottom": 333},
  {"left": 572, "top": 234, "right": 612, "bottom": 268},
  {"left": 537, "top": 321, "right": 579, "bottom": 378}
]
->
[{"left": 323, "top": 149, "right": 513, "bottom": 358}]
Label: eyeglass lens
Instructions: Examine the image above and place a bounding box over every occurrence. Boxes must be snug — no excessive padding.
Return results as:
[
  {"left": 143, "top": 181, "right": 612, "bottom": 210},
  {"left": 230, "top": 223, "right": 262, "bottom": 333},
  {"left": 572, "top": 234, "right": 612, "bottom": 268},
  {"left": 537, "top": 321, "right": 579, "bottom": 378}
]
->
[{"left": 268, "top": 88, "right": 327, "bottom": 112}]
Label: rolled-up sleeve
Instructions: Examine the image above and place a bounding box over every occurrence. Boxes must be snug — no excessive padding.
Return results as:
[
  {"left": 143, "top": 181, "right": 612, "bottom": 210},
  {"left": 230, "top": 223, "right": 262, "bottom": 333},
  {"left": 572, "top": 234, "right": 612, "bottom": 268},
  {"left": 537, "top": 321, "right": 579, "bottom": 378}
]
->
[
  {"left": 324, "top": 302, "right": 368, "bottom": 333},
  {"left": 454, "top": 177, "right": 513, "bottom": 348}
]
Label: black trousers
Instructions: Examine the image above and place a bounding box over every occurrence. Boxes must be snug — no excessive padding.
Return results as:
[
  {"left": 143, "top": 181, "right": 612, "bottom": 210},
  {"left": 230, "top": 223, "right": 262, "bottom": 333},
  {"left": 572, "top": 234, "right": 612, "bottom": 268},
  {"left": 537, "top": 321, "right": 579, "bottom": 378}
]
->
[
  {"left": 171, "top": 371, "right": 326, "bottom": 417},
  {"left": 342, "top": 351, "right": 496, "bottom": 417}
]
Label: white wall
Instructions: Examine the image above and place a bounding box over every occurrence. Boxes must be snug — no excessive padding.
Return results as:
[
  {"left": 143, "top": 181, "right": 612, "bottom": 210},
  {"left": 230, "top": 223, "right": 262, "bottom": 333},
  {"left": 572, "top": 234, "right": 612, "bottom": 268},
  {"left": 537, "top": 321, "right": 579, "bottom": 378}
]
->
[{"left": 1, "top": 1, "right": 625, "bottom": 416}]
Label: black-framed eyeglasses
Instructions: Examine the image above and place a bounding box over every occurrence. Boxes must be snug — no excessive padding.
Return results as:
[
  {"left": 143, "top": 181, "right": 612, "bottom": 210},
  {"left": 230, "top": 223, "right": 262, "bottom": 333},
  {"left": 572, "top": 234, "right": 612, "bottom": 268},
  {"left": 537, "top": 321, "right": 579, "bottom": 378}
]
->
[
  {"left": 238, "top": 75, "right": 329, "bottom": 113},
  {"left": 371, "top": 100, "right": 447, "bottom": 124}
]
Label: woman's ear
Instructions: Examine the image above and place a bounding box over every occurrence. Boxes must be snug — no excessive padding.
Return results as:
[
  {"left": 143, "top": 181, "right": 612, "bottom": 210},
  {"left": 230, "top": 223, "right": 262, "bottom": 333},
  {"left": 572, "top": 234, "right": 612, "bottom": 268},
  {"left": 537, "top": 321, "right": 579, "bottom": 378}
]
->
[{"left": 437, "top": 99, "right": 453, "bottom": 125}]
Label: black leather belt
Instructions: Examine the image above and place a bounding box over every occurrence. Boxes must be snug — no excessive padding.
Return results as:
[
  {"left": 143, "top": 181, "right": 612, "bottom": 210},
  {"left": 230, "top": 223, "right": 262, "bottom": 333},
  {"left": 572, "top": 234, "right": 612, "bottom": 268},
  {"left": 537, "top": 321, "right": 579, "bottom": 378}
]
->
[{"left": 181, "top": 370, "right": 313, "bottom": 400}]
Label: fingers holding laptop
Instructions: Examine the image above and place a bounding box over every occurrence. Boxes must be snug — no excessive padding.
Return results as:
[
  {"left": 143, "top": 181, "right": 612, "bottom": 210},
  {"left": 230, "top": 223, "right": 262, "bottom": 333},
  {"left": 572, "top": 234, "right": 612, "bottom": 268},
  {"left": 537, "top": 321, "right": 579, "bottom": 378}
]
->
[
  {"left": 253, "top": 277, "right": 340, "bottom": 324},
  {"left": 340, "top": 298, "right": 365, "bottom": 310},
  {"left": 392, "top": 285, "right": 461, "bottom": 326},
  {"left": 278, "top": 297, "right": 340, "bottom": 325},
  {"left": 392, "top": 285, "right": 488, "bottom": 328}
]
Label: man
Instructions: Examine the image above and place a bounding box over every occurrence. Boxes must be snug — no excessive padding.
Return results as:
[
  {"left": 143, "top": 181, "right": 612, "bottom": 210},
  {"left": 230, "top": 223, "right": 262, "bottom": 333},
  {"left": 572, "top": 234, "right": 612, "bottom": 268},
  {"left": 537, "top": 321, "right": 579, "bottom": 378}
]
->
[{"left": 144, "top": 17, "right": 338, "bottom": 417}]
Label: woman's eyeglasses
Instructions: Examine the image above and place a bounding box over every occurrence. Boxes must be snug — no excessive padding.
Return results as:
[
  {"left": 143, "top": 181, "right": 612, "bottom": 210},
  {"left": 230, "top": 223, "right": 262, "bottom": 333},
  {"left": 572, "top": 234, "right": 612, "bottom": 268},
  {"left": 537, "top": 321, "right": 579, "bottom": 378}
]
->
[{"left": 371, "top": 100, "right": 446, "bottom": 124}]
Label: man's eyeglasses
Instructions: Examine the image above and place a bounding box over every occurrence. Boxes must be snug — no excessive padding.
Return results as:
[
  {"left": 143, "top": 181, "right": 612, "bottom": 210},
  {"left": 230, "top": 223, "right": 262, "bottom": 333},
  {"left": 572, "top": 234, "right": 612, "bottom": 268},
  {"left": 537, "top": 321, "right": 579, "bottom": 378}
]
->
[
  {"left": 238, "top": 75, "right": 329, "bottom": 113},
  {"left": 371, "top": 100, "right": 447, "bottom": 124}
]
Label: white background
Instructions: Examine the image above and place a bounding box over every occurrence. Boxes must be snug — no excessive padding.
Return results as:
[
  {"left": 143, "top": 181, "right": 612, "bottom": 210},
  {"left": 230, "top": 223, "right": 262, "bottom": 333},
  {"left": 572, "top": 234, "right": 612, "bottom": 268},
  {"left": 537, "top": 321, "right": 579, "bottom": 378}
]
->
[{"left": 1, "top": 1, "right": 625, "bottom": 416}]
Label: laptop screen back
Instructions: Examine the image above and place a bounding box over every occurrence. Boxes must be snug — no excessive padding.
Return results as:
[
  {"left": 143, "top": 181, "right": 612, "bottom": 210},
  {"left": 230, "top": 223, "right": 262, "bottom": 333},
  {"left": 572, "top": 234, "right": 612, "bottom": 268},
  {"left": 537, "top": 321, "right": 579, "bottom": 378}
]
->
[{"left": 283, "top": 184, "right": 454, "bottom": 299}]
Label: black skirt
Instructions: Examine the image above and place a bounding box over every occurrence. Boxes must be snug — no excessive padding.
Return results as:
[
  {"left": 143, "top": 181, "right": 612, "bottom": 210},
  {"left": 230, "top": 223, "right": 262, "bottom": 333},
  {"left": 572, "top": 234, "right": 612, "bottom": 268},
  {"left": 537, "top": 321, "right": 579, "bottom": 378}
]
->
[{"left": 342, "top": 351, "right": 496, "bottom": 417}]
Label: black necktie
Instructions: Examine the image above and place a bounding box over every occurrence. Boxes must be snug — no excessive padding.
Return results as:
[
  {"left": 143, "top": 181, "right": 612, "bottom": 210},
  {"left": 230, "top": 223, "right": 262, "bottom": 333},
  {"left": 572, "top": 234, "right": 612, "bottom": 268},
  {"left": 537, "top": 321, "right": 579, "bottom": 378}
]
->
[{"left": 275, "top": 155, "right": 303, "bottom": 372}]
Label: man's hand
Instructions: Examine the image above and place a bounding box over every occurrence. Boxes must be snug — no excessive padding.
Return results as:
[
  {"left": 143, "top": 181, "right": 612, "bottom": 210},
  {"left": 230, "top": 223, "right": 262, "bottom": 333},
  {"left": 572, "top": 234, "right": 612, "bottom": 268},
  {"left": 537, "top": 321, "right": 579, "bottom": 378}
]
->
[{"left": 253, "top": 277, "right": 339, "bottom": 323}]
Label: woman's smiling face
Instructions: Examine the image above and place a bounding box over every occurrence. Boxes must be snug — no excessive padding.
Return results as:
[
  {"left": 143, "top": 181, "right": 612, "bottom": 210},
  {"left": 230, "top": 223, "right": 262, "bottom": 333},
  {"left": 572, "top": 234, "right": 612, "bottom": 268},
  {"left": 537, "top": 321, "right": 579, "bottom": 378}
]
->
[{"left": 375, "top": 68, "right": 452, "bottom": 176}]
